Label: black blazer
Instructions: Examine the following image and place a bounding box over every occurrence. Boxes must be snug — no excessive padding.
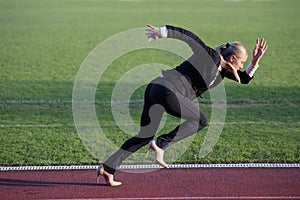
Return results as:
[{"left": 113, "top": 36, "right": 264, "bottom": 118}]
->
[{"left": 163, "top": 25, "right": 252, "bottom": 99}]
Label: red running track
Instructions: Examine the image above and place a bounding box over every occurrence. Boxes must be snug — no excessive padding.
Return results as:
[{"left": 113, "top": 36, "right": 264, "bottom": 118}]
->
[{"left": 0, "top": 168, "right": 300, "bottom": 200}]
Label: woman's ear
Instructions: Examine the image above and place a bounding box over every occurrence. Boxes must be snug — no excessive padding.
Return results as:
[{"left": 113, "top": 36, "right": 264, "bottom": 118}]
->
[{"left": 229, "top": 55, "right": 235, "bottom": 63}]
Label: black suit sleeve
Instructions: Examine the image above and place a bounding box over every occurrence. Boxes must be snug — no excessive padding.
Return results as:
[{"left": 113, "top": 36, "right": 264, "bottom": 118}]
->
[
  {"left": 166, "top": 25, "right": 218, "bottom": 59},
  {"left": 166, "top": 25, "right": 253, "bottom": 85},
  {"left": 222, "top": 69, "right": 253, "bottom": 84}
]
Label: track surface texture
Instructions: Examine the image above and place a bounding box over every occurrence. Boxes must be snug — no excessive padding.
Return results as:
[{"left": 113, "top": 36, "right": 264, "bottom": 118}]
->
[{"left": 0, "top": 167, "right": 300, "bottom": 200}]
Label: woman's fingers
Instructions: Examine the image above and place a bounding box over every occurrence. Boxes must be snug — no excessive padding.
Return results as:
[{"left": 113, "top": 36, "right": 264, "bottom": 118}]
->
[
  {"left": 255, "top": 38, "right": 268, "bottom": 53},
  {"left": 145, "top": 24, "right": 160, "bottom": 41},
  {"left": 259, "top": 38, "right": 268, "bottom": 53},
  {"left": 260, "top": 38, "right": 265, "bottom": 48},
  {"left": 256, "top": 38, "right": 259, "bottom": 46},
  {"left": 259, "top": 38, "right": 268, "bottom": 50}
]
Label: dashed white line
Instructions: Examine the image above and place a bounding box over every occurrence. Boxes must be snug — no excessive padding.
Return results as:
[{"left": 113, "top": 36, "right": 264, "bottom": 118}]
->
[{"left": 1, "top": 163, "right": 300, "bottom": 171}]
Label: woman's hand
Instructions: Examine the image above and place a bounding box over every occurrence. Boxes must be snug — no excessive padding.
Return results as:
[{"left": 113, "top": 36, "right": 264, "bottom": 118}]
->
[
  {"left": 146, "top": 24, "right": 161, "bottom": 41},
  {"left": 251, "top": 38, "right": 268, "bottom": 66}
]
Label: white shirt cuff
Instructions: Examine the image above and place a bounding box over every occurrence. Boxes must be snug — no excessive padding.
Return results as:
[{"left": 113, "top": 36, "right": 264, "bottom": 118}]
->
[
  {"left": 159, "top": 26, "right": 168, "bottom": 38},
  {"left": 246, "top": 63, "right": 259, "bottom": 77}
]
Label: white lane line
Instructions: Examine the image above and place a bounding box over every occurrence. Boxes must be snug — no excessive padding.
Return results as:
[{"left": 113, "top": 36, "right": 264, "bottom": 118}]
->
[
  {"left": 1, "top": 121, "right": 299, "bottom": 128},
  {"left": 1, "top": 163, "right": 300, "bottom": 171},
  {"left": 0, "top": 99, "right": 294, "bottom": 104},
  {"left": 225, "top": 0, "right": 278, "bottom": 1}
]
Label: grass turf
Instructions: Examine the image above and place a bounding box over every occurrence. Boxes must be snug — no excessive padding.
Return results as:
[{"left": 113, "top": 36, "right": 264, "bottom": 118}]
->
[{"left": 0, "top": 0, "right": 299, "bottom": 166}]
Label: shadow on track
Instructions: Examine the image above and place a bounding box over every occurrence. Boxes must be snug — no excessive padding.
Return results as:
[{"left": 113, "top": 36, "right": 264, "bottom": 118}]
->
[{"left": 0, "top": 178, "right": 106, "bottom": 187}]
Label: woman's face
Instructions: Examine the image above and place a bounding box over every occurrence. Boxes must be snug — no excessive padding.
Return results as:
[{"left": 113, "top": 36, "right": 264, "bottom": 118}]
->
[{"left": 229, "top": 53, "right": 248, "bottom": 70}]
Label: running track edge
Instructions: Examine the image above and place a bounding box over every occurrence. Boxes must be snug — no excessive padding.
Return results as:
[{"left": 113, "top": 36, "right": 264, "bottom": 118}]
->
[{"left": 1, "top": 163, "right": 300, "bottom": 171}]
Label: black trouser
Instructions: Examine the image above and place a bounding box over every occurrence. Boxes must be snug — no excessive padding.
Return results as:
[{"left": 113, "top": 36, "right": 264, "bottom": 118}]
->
[{"left": 103, "top": 77, "right": 208, "bottom": 174}]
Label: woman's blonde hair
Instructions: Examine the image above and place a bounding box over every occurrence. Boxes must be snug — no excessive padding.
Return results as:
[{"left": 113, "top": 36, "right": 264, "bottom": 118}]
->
[{"left": 218, "top": 42, "right": 248, "bottom": 83}]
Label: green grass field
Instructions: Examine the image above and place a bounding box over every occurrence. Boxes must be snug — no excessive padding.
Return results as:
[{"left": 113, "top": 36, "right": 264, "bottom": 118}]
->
[{"left": 0, "top": 0, "right": 299, "bottom": 166}]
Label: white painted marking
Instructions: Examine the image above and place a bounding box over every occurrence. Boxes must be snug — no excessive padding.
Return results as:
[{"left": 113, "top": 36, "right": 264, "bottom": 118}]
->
[
  {"left": 0, "top": 99, "right": 292, "bottom": 104},
  {"left": 119, "top": 0, "right": 141, "bottom": 2},
  {"left": 1, "top": 163, "right": 299, "bottom": 171},
  {"left": 225, "top": 0, "right": 243, "bottom": 2},
  {"left": 225, "top": 0, "right": 277, "bottom": 2},
  {"left": 1, "top": 121, "right": 299, "bottom": 128}
]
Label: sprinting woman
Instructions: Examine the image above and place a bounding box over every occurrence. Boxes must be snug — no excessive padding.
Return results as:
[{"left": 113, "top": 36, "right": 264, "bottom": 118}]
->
[{"left": 97, "top": 24, "right": 268, "bottom": 186}]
